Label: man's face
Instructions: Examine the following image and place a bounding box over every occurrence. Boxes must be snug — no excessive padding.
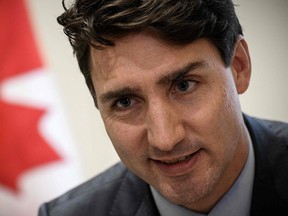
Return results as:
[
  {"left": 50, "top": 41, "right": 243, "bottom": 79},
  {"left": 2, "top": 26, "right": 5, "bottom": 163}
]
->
[{"left": 90, "top": 32, "right": 250, "bottom": 211}]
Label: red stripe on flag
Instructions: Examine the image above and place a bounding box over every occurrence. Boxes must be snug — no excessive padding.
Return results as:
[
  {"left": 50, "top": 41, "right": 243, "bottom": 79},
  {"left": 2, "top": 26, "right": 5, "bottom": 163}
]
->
[
  {"left": 0, "top": 0, "right": 62, "bottom": 192},
  {"left": 0, "top": 0, "right": 43, "bottom": 82},
  {"left": 0, "top": 101, "right": 61, "bottom": 192}
]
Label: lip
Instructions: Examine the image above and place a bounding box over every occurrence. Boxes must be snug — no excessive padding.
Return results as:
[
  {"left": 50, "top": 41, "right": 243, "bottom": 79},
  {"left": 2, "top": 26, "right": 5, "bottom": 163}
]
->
[{"left": 151, "top": 149, "right": 201, "bottom": 177}]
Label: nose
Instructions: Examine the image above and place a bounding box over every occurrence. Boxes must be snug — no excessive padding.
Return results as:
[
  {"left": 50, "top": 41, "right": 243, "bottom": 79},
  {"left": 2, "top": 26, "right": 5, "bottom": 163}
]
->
[{"left": 146, "top": 99, "right": 185, "bottom": 152}]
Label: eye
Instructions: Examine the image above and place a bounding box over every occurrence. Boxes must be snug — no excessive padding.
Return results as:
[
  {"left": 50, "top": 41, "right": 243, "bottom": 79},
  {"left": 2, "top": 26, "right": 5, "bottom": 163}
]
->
[
  {"left": 175, "top": 79, "right": 197, "bottom": 93},
  {"left": 114, "top": 97, "right": 137, "bottom": 110}
]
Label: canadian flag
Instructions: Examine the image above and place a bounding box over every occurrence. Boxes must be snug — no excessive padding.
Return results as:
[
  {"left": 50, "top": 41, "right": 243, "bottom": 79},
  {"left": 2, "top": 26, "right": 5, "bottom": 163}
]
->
[{"left": 0, "top": 0, "right": 83, "bottom": 215}]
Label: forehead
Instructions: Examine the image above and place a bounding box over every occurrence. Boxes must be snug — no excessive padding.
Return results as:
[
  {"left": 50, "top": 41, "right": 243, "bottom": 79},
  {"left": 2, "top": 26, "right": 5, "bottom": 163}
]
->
[
  {"left": 89, "top": 32, "right": 223, "bottom": 95},
  {"left": 90, "top": 32, "right": 180, "bottom": 80}
]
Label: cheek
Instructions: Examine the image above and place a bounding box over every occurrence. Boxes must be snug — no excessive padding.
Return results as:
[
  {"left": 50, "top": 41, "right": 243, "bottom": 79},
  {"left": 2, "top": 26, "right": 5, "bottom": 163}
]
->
[
  {"left": 188, "top": 80, "right": 242, "bottom": 150},
  {"left": 205, "top": 76, "right": 240, "bottom": 125},
  {"left": 104, "top": 120, "right": 145, "bottom": 159},
  {"left": 208, "top": 92, "right": 241, "bottom": 157}
]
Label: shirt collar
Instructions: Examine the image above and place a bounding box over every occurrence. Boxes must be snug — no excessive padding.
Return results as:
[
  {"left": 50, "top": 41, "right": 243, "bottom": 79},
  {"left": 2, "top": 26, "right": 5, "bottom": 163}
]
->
[{"left": 151, "top": 134, "right": 255, "bottom": 216}]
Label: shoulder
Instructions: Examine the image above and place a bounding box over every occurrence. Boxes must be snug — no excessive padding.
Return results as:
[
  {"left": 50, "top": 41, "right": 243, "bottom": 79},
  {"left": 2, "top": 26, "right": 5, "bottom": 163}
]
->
[
  {"left": 247, "top": 115, "right": 288, "bottom": 171},
  {"left": 58, "top": 162, "right": 129, "bottom": 199},
  {"left": 39, "top": 162, "right": 136, "bottom": 216},
  {"left": 245, "top": 115, "right": 288, "bottom": 168},
  {"left": 244, "top": 115, "right": 288, "bottom": 145},
  {"left": 257, "top": 118, "right": 288, "bottom": 137}
]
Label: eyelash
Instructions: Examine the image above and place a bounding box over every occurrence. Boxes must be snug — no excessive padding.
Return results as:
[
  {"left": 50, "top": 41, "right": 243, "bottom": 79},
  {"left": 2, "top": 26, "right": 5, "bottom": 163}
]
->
[
  {"left": 172, "top": 76, "right": 198, "bottom": 94},
  {"left": 111, "top": 95, "right": 139, "bottom": 111},
  {"left": 111, "top": 77, "right": 198, "bottom": 111}
]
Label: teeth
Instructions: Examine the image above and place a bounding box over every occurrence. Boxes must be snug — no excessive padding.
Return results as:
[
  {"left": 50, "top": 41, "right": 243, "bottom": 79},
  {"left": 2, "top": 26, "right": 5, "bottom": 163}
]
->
[{"left": 162, "top": 155, "right": 191, "bottom": 164}]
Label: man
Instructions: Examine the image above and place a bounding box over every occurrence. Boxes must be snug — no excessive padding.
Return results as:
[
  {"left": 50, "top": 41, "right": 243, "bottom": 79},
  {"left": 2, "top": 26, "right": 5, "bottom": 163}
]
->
[{"left": 39, "top": 0, "right": 288, "bottom": 215}]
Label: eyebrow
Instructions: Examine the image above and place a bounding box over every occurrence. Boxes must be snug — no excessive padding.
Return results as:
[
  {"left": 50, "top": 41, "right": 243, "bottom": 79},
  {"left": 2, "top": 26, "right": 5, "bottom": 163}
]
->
[
  {"left": 157, "top": 61, "right": 207, "bottom": 85},
  {"left": 99, "top": 61, "right": 207, "bottom": 104}
]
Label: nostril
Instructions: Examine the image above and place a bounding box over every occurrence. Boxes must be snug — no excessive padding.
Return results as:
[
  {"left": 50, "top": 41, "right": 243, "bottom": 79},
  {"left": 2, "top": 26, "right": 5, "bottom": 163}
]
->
[{"left": 147, "top": 125, "right": 186, "bottom": 152}]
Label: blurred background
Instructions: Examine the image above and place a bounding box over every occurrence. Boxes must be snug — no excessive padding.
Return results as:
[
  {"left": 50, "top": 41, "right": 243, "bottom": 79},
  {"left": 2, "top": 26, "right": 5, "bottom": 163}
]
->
[{"left": 0, "top": 0, "right": 287, "bottom": 215}]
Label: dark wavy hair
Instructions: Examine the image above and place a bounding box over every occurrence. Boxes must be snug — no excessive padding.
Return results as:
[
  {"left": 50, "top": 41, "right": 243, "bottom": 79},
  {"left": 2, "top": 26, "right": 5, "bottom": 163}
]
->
[{"left": 57, "top": 0, "right": 243, "bottom": 103}]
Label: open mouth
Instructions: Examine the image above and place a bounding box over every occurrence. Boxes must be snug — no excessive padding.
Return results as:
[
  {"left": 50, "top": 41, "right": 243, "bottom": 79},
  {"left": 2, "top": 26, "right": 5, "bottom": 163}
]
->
[
  {"left": 153, "top": 149, "right": 201, "bottom": 176},
  {"left": 160, "top": 154, "right": 193, "bottom": 165}
]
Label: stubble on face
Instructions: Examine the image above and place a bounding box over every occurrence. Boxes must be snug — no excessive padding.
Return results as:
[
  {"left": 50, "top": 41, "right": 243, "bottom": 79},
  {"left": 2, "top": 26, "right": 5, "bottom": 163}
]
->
[{"left": 90, "top": 32, "right": 249, "bottom": 213}]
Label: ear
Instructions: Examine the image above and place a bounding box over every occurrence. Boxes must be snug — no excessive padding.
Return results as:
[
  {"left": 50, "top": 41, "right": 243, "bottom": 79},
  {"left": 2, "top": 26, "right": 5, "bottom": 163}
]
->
[{"left": 231, "top": 36, "right": 252, "bottom": 94}]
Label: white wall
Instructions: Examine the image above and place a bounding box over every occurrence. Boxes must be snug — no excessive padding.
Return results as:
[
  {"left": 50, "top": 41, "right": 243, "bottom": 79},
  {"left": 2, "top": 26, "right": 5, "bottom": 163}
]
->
[
  {"left": 235, "top": 0, "right": 288, "bottom": 122},
  {"left": 26, "top": 0, "right": 288, "bottom": 180}
]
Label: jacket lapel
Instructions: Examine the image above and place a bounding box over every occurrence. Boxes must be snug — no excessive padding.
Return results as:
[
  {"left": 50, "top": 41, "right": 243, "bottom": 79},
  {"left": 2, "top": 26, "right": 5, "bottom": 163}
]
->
[
  {"left": 109, "top": 170, "right": 159, "bottom": 216},
  {"left": 244, "top": 115, "right": 288, "bottom": 215},
  {"left": 134, "top": 189, "right": 160, "bottom": 216}
]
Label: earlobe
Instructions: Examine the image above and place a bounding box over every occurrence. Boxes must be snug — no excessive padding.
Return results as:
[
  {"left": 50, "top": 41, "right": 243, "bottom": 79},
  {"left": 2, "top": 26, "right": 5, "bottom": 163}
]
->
[{"left": 231, "top": 36, "right": 252, "bottom": 94}]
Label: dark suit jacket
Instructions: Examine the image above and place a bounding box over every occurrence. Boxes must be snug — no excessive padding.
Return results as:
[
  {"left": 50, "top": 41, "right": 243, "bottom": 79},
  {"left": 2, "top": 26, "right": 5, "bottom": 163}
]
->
[{"left": 39, "top": 115, "right": 288, "bottom": 216}]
